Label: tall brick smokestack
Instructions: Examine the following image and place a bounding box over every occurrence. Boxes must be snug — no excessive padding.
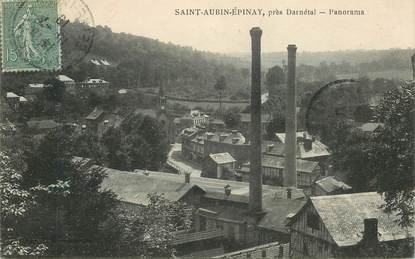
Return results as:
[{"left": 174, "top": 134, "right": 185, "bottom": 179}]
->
[
  {"left": 284, "top": 45, "right": 297, "bottom": 187},
  {"left": 249, "top": 27, "right": 263, "bottom": 213}
]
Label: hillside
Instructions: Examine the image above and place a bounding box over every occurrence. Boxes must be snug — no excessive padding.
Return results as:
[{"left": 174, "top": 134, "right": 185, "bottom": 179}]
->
[
  {"left": 2, "top": 21, "right": 413, "bottom": 100},
  {"left": 61, "top": 22, "right": 250, "bottom": 100}
]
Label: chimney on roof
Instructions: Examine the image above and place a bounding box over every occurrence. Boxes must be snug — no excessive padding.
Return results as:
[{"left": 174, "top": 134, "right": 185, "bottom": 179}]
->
[
  {"left": 249, "top": 27, "right": 263, "bottom": 213},
  {"left": 362, "top": 218, "right": 379, "bottom": 246},
  {"left": 206, "top": 132, "right": 214, "bottom": 140},
  {"left": 219, "top": 134, "right": 227, "bottom": 142},
  {"left": 304, "top": 138, "right": 312, "bottom": 151},
  {"left": 284, "top": 44, "right": 298, "bottom": 188},
  {"left": 231, "top": 129, "right": 238, "bottom": 135},
  {"left": 232, "top": 137, "right": 239, "bottom": 144},
  {"left": 224, "top": 184, "right": 232, "bottom": 196},
  {"left": 287, "top": 188, "right": 292, "bottom": 199},
  {"left": 185, "top": 171, "right": 191, "bottom": 184},
  {"left": 266, "top": 144, "right": 274, "bottom": 153}
]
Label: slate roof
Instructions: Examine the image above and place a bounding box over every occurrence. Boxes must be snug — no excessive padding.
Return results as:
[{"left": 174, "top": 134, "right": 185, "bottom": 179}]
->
[
  {"left": 100, "top": 166, "right": 305, "bottom": 232},
  {"left": 315, "top": 176, "right": 351, "bottom": 193},
  {"left": 27, "top": 119, "right": 62, "bottom": 130},
  {"left": 261, "top": 154, "right": 319, "bottom": 173},
  {"left": 209, "top": 152, "right": 236, "bottom": 165},
  {"left": 310, "top": 192, "right": 414, "bottom": 247},
  {"left": 258, "top": 197, "right": 306, "bottom": 233},
  {"left": 86, "top": 107, "right": 104, "bottom": 120},
  {"left": 191, "top": 130, "right": 246, "bottom": 145},
  {"left": 100, "top": 168, "right": 205, "bottom": 205},
  {"left": 268, "top": 134, "right": 330, "bottom": 159}
]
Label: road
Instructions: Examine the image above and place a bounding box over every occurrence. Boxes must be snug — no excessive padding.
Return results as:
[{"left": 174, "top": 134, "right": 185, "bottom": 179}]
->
[{"left": 167, "top": 143, "right": 202, "bottom": 177}]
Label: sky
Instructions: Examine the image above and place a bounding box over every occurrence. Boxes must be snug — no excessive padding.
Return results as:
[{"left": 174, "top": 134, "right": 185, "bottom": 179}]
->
[{"left": 68, "top": 0, "right": 415, "bottom": 53}]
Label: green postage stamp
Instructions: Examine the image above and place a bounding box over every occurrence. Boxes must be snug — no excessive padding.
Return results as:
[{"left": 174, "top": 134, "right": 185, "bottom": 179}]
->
[{"left": 1, "top": 0, "right": 61, "bottom": 72}]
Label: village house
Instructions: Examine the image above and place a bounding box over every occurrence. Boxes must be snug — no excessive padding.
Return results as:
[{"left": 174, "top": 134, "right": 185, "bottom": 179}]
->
[
  {"left": 175, "top": 110, "right": 210, "bottom": 134},
  {"left": 181, "top": 128, "right": 247, "bottom": 166},
  {"left": 80, "top": 78, "right": 110, "bottom": 89},
  {"left": 237, "top": 155, "right": 321, "bottom": 195},
  {"left": 56, "top": 74, "right": 76, "bottom": 92},
  {"left": 269, "top": 132, "right": 330, "bottom": 175},
  {"left": 97, "top": 166, "right": 306, "bottom": 253},
  {"left": 206, "top": 152, "right": 237, "bottom": 179},
  {"left": 287, "top": 192, "right": 414, "bottom": 257},
  {"left": 85, "top": 107, "right": 105, "bottom": 132}
]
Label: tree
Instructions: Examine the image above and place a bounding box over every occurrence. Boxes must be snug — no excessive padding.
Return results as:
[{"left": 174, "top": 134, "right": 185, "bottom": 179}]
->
[
  {"left": 117, "top": 193, "right": 192, "bottom": 257},
  {"left": 0, "top": 151, "right": 48, "bottom": 256},
  {"left": 223, "top": 108, "right": 241, "bottom": 129},
  {"left": 369, "top": 82, "right": 415, "bottom": 227},
  {"left": 43, "top": 78, "right": 66, "bottom": 103},
  {"left": 328, "top": 120, "right": 375, "bottom": 192},
  {"left": 19, "top": 129, "right": 121, "bottom": 256},
  {"left": 266, "top": 112, "right": 286, "bottom": 139},
  {"left": 329, "top": 83, "right": 415, "bottom": 228},
  {"left": 265, "top": 65, "right": 285, "bottom": 93},
  {"left": 214, "top": 75, "right": 227, "bottom": 112},
  {"left": 103, "top": 114, "right": 169, "bottom": 171}
]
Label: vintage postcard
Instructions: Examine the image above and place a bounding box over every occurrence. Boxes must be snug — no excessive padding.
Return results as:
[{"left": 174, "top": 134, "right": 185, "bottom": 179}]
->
[{"left": 0, "top": 0, "right": 414, "bottom": 258}]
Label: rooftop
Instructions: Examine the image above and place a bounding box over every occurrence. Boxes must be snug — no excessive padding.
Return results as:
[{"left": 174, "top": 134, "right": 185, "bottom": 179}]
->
[
  {"left": 310, "top": 192, "right": 414, "bottom": 247},
  {"left": 266, "top": 134, "right": 331, "bottom": 159},
  {"left": 6, "top": 92, "right": 19, "bottom": 98},
  {"left": 356, "top": 122, "right": 384, "bottom": 132},
  {"left": 100, "top": 166, "right": 306, "bottom": 232},
  {"left": 315, "top": 176, "right": 352, "bottom": 193},
  {"left": 56, "top": 75, "right": 74, "bottom": 82},
  {"left": 86, "top": 107, "right": 104, "bottom": 120},
  {"left": 262, "top": 154, "right": 319, "bottom": 173},
  {"left": 209, "top": 152, "right": 236, "bottom": 165},
  {"left": 84, "top": 78, "right": 109, "bottom": 84},
  {"left": 192, "top": 130, "right": 246, "bottom": 145},
  {"left": 100, "top": 168, "right": 205, "bottom": 205}
]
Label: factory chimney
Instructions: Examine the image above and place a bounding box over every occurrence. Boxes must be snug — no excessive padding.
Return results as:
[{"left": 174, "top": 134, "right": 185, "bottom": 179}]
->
[
  {"left": 284, "top": 45, "right": 297, "bottom": 187},
  {"left": 249, "top": 27, "right": 263, "bottom": 213}
]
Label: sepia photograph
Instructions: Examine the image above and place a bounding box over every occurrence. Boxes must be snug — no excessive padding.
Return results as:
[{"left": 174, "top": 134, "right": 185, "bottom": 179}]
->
[{"left": 0, "top": 0, "right": 414, "bottom": 257}]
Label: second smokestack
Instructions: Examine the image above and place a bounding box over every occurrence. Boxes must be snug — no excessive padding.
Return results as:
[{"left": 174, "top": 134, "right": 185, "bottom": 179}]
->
[{"left": 284, "top": 44, "right": 297, "bottom": 187}]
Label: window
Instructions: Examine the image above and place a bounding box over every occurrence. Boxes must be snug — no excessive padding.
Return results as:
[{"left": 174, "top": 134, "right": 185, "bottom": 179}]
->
[
  {"left": 246, "top": 253, "right": 251, "bottom": 258},
  {"left": 307, "top": 212, "right": 320, "bottom": 230},
  {"left": 262, "top": 250, "right": 267, "bottom": 258}
]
